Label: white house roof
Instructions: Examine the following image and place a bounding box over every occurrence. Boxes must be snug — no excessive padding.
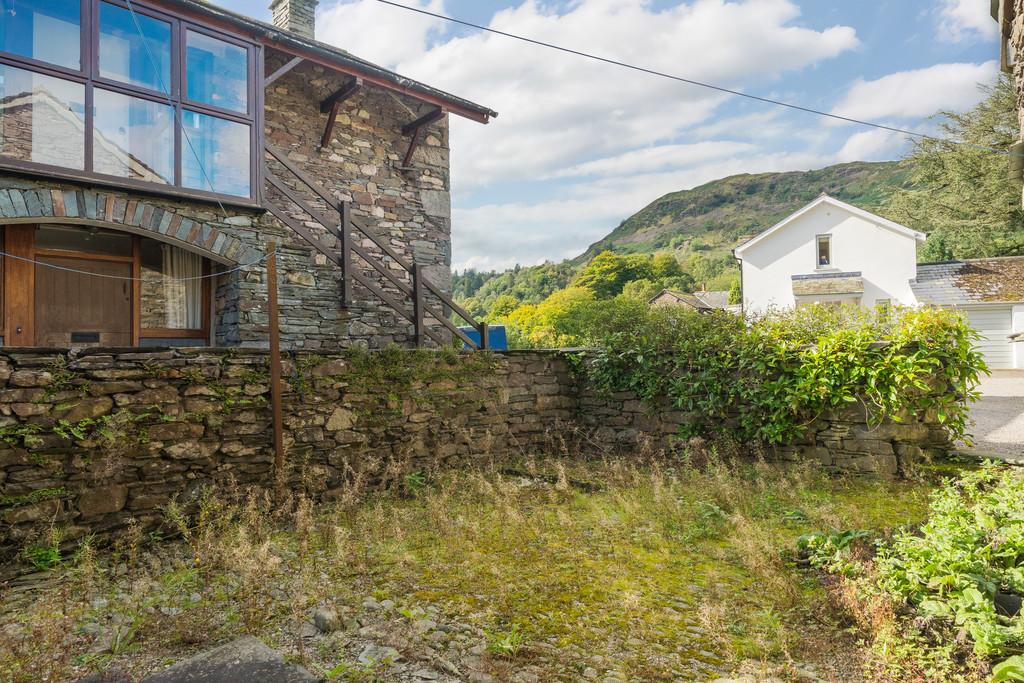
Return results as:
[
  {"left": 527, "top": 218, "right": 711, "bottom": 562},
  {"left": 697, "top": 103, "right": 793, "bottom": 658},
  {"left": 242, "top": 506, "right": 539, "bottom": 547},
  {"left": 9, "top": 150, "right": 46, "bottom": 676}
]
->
[{"left": 732, "top": 194, "right": 926, "bottom": 257}]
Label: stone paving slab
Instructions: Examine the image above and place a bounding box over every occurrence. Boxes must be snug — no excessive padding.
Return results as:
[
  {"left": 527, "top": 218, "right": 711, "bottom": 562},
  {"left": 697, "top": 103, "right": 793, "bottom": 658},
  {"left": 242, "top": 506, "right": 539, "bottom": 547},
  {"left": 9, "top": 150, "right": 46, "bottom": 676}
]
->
[
  {"left": 140, "top": 636, "right": 316, "bottom": 683},
  {"left": 958, "top": 370, "right": 1024, "bottom": 464}
]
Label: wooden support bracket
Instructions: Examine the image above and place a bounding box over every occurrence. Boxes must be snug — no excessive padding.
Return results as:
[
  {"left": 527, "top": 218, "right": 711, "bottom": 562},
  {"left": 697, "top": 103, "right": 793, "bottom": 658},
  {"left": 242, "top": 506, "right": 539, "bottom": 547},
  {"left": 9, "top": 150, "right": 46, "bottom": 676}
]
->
[
  {"left": 319, "top": 77, "right": 363, "bottom": 148},
  {"left": 401, "top": 107, "right": 445, "bottom": 167}
]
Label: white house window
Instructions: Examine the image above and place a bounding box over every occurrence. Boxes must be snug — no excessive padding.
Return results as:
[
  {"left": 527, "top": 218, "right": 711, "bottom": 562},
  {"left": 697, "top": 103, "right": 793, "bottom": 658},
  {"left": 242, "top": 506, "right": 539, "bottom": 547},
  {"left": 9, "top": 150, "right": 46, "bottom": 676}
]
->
[{"left": 816, "top": 235, "right": 831, "bottom": 268}]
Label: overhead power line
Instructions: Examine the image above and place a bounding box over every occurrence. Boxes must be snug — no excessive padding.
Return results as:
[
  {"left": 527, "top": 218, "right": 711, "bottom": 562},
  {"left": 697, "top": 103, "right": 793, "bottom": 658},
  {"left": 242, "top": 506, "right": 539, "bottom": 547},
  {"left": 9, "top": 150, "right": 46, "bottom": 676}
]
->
[{"left": 375, "top": 0, "right": 1013, "bottom": 157}]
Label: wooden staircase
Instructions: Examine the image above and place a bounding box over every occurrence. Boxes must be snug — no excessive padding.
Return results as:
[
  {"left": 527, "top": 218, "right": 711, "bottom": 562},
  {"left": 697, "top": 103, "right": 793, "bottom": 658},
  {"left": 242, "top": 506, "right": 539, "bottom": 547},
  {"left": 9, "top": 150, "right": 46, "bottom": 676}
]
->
[{"left": 261, "top": 143, "right": 489, "bottom": 349}]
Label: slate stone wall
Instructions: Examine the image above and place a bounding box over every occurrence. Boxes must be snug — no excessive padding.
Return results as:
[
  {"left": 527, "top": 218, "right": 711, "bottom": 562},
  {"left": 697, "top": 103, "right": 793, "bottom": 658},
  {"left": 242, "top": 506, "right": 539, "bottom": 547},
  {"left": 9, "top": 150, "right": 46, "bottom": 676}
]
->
[
  {"left": 1012, "top": 0, "right": 1024, "bottom": 137},
  {"left": 0, "top": 48, "right": 455, "bottom": 351},
  {"left": 0, "top": 347, "right": 951, "bottom": 570}
]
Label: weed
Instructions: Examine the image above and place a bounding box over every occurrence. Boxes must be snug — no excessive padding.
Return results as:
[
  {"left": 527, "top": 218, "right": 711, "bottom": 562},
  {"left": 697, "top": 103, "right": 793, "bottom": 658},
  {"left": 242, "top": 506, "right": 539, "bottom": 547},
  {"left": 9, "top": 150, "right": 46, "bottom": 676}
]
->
[
  {"left": 486, "top": 623, "right": 527, "bottom": 659},
  {"left": 21, "top": 542, "right": 61, "bottom": 571}
]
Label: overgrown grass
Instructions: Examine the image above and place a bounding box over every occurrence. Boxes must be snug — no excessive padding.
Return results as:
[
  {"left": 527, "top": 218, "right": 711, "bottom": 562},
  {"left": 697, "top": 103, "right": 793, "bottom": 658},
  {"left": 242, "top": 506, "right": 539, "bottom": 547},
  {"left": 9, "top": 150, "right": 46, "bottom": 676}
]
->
[{"left": 0, "top": 453, "right": 938, "bottom": 682}]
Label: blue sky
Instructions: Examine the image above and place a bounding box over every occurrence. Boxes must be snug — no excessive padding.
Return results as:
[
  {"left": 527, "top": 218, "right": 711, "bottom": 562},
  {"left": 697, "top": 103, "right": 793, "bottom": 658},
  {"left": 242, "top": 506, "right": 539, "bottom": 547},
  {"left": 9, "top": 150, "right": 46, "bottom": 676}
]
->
[{"left": 222, "top": 0, "right": 999, "bottom": 271}]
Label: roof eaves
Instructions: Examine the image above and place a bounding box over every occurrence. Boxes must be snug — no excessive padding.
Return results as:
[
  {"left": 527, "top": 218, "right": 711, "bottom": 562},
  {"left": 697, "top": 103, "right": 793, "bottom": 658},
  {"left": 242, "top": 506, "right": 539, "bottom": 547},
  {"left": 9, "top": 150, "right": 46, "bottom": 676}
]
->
[{"left": 169, "top": 0, "right": 498, "bottom": 123}]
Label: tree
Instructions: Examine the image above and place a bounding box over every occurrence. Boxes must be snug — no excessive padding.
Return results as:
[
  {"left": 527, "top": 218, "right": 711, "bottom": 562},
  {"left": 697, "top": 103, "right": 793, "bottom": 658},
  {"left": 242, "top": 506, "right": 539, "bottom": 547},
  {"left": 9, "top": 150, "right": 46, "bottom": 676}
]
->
[
  {"left": 573, "top": 251, "right": 653, "bottom": 298},
  {"left": 728, "top": 278, "right": 741, "bottom": 305},
  {"left": 488, "top": 294, "right": 520, "bottom": 319},
  {"left": 651, "top": 252, "right": 683, "bottom": 279},
  {"left": 621, "top": 278, "right": 662, "bottom": 301},
  {"left": 887, "top": 74, "right": 1024, "bottom": 260},
  {"left": 505, "top": 287, "right": 597, "bottom": 347},
  {"left": 661, "top": 273, "right": 696, "bottom": 293}
]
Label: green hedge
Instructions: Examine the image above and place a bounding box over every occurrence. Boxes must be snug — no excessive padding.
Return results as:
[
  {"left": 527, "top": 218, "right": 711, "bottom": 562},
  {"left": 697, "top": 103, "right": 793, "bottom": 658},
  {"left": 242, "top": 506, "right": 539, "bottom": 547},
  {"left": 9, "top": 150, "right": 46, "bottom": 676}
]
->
[{"left": 580, "top": 304, "right": 986, "bottom": 445}]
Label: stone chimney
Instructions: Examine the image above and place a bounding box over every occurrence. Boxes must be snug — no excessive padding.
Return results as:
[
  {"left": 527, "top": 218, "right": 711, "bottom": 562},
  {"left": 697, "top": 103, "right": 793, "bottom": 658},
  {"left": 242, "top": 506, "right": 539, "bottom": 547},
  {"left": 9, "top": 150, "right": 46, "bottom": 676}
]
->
[{"left": 269, "top": 0, "right": 318, "bottom": 40}]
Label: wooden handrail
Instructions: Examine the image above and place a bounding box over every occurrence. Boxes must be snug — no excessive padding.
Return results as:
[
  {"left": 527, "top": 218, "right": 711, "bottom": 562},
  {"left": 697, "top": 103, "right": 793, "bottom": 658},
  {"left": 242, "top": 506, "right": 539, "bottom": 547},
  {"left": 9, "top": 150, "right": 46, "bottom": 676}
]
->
[{"left": 264, "top": 143, "right": 489, "bottom": 350}]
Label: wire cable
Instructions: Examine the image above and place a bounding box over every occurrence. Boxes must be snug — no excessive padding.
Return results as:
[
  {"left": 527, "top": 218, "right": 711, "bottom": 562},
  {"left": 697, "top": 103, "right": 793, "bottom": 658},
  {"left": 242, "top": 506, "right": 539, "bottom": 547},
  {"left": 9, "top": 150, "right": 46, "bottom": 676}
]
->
[
  {"left": 0, "top": 250, "right": 271, "bottom": 282},
  {"left": 375, "top": 0, "right": 1014, "bottom": 157}
]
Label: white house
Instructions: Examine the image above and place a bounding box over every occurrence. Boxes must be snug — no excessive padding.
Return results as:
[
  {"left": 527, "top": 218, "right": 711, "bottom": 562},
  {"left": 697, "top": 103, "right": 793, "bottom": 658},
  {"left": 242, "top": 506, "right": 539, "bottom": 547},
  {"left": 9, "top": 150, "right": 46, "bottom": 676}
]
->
[{"left": 734, "top": 194, "right": 1024, "bottom": 369}]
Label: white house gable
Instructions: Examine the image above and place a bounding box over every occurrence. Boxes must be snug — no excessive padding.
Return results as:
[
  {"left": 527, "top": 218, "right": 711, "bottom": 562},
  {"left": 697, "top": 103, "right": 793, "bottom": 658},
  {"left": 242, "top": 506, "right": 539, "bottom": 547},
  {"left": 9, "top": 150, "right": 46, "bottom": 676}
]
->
[{"left": 734, "top": 196, "right": 924, "bottom": 314}]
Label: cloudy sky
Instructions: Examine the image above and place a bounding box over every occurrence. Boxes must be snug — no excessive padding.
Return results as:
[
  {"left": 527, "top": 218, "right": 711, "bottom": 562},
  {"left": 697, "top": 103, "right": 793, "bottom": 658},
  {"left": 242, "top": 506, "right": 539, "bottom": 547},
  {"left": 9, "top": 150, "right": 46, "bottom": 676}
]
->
[{"left": 222, "top": 0, "right": 999, "bottom": 271}]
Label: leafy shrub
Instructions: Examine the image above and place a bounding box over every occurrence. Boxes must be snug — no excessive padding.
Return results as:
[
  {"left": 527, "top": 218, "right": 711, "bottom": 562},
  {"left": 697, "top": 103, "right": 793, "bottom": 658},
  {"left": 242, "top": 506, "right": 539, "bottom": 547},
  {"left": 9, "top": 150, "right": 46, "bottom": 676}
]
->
[
  {"left": 582, "top": 303, "right": 984, "bottom": 445},
  {"left": 805, "top": 464, "right": 1024, "bottom": 679},
  {"left": 875, "top": 465, "right": 1024, "bottom": 657}
]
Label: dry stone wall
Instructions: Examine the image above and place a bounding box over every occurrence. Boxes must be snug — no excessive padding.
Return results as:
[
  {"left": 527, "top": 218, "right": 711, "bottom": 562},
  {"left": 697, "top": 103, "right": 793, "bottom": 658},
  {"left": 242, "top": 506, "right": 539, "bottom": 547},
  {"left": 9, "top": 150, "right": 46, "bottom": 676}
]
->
[{"left": 0, "top": 347, "right": 951, "bottom": 569}]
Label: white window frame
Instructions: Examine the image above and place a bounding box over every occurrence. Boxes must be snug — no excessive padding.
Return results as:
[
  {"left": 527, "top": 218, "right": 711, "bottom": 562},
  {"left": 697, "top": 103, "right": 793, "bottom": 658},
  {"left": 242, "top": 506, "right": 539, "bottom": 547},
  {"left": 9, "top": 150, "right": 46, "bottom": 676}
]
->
[{"left": 815, "top": 234, "right": 832, "bottom": 269}]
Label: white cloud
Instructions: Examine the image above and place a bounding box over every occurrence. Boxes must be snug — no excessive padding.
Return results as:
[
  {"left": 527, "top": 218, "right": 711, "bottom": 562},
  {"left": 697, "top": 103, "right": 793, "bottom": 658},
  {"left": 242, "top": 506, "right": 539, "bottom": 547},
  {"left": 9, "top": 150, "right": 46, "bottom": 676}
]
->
[
  {"left": 321, "top": 0, "right": 859, "bottom": 188},
  {"left": 830, "top": 61, "right": 998, "bottom": 123},
  {"left": 937, "top": 0, "right": 998, "bottom": 43},
  {"left": 317, "top": 0, "right": 448, "bottom": 66},
  {"left": 834, "top": 128, "right": 906, "bottom": 162},
  {"left": 549, "top": 141, "right": 756, "bottom": 178}
]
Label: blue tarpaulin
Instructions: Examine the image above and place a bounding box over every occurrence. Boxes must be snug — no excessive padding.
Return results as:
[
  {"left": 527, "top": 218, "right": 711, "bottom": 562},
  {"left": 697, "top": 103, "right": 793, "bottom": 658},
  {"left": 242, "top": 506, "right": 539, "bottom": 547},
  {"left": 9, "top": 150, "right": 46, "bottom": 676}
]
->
[{"left": 458, "top": 325, "right": 508, "bottom": 350}]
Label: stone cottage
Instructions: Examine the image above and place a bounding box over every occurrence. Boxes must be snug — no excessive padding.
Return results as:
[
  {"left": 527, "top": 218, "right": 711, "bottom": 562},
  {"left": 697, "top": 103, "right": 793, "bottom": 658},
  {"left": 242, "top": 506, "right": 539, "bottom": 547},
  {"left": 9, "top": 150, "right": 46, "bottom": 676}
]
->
[{"left": 0, "top": 0, "right": 497, "bottom": 350}]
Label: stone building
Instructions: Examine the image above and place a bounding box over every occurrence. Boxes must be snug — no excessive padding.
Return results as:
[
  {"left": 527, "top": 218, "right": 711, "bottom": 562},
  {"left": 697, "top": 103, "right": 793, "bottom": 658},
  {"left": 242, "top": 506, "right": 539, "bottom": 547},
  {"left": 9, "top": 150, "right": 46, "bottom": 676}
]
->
[
  {"left": 0, "top": 0, "right": 497, "bottom": 350},
  {"left": 996, "top": 0, "right": 1024, "bottom": 172}
]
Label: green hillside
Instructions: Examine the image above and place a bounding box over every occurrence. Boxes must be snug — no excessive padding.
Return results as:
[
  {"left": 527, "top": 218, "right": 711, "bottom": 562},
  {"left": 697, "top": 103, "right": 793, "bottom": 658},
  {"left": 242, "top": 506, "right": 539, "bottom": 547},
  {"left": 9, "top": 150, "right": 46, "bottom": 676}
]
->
[
  {"left": 455, "top": 161, "right": 913, "bottom": 317},
  {"left": 576, "top": 160, "right": 913, "bottom": 263}
]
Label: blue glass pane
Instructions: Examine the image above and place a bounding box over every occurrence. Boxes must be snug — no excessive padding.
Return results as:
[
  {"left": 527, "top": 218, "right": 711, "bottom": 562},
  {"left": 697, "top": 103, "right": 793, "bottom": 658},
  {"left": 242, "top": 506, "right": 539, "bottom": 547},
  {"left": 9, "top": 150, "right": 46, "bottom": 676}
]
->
[
  {"left": 99, "top": 2, "right": 171, "bottom": 94},
  {"left": 182, "top": 110, "right": 250, "bottom": 197},
  {"left": 186, "top": 31, "right": 247, "bottom": 113},
  {"left": 93, "top": 89, "right": 173, "bottom": 184},
  {"left": 0, "top": 0, "right": 81, "bottom": 69},
  {"left": 0, "top": 64, "right": 85, "bottom": 169}
]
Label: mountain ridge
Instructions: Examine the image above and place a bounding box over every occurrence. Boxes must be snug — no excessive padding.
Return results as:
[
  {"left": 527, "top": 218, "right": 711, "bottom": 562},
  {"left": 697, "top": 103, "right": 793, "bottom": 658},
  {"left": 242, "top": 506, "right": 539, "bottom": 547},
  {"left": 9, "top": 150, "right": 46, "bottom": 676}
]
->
[{"left": 573, "top": 160, "right": 913, "bottom": 264}]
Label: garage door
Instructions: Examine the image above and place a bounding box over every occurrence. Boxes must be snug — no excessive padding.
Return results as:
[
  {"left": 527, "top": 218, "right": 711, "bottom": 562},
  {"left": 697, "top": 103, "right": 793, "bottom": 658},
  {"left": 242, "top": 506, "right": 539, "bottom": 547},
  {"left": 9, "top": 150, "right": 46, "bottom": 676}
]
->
[{"left": 966, "top": 306, "right": 1014, "bottom": 369}]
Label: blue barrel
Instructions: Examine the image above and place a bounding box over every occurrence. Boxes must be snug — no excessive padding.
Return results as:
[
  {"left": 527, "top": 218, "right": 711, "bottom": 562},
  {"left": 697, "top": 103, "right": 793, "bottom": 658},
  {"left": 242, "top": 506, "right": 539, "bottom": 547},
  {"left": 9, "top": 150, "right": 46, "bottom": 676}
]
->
[{"left": 458, "top": 325, "right": 507, "bottom": 350}]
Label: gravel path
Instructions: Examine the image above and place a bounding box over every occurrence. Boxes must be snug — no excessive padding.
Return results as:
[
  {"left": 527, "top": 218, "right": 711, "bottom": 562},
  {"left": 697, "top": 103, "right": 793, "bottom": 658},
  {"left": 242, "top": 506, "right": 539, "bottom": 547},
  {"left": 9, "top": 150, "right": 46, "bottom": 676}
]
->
[{"left": 959, "top": 370, "right": 1024, "bottom": 464}]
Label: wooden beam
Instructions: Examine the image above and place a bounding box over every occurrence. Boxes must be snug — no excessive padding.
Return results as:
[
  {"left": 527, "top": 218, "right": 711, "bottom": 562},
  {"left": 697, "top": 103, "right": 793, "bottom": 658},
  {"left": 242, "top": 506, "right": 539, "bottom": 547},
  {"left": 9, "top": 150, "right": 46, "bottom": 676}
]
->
[
  {"left": 400, "top": 107, "right": 445, "bottom": 167},
  {"left": 402, "top": 127, "right": 422, "bottom": 167},
  {"left": 401, "top": 107, "right": 445, "bottom": 137},
  {"left": 319, "top": 78, "right": 363, "bottom": 148},
  {"left": 265, "top": 56, "right": 303, "bottom": 87},
  {"left": 319, "top": 77, "right": 363, "bottom": 113}
]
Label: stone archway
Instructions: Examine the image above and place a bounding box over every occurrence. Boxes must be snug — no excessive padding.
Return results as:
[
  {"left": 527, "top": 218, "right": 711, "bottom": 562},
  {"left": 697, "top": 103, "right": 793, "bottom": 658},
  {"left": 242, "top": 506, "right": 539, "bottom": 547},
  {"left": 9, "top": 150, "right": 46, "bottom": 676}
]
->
[{"left": 0, "top": 187, "right": 258, "bottom": 264}]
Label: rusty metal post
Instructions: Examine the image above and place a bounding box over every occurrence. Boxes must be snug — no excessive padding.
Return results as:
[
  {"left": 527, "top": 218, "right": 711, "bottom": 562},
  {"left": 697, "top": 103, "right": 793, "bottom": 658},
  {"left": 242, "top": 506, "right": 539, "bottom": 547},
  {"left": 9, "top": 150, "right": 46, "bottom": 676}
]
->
[
  {"left": 339, "top": 201, "right": 351, "bottom": 307},
  {"left": 267, "top": 242, "right": 286, "bottom": 499}
]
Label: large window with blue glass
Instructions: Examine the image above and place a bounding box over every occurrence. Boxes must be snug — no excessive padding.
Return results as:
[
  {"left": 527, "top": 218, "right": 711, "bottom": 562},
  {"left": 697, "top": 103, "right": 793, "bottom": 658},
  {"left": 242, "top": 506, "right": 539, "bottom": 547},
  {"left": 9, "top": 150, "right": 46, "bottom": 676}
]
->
[{"left": 0, "top": 0, "right": 255, "bottom": 199}]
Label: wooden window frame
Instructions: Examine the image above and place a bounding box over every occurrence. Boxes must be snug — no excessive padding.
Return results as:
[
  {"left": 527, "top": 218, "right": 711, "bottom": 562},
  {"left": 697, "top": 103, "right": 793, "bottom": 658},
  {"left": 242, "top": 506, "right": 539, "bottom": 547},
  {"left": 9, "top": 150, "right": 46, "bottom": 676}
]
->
[
  {"left": 0, "top": 0, "right": 262, "bottom": 206},
  {"left": 1, "top": 224, "right": 212, "bottom": 345}
]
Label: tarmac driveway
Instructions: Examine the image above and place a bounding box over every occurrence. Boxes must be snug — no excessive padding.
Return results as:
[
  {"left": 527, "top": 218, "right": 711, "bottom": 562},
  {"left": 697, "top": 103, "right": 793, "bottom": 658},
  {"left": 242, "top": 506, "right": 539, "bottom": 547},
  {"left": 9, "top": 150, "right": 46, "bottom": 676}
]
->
[{"left": 960, "top": 370, "right": 1024, "bottom": 464}]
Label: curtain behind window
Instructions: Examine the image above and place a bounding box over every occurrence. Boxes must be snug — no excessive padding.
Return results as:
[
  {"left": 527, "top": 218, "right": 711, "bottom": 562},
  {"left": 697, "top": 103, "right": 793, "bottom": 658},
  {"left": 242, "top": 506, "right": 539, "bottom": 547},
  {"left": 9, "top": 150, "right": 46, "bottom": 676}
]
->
[{"left": 162, "top": 245, "right": 202, "bottom": 328}]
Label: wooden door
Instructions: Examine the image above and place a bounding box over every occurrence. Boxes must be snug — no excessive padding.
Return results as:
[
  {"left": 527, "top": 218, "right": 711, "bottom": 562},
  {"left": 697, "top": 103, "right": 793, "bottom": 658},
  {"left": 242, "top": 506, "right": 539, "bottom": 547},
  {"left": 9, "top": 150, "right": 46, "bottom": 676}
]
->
[
  {"left": 4, "top": 226, "right": 35, "bottom": 347},
  {"left": 35, "top": 256, "right": 132, "bottom": 347}
]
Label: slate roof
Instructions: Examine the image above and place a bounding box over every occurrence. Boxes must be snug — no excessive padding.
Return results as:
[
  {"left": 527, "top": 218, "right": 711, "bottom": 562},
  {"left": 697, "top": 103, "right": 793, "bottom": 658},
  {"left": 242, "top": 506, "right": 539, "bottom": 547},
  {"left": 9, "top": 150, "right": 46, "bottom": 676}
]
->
[
  {"left": 912, "top": 256, "right": 1024, "bottom": 305},
  {"left": 649, "top": 290, "right": 730, "bottom": 310},
  {"left": 693, "top": 290, "right": 730, "bottom": 309}
]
